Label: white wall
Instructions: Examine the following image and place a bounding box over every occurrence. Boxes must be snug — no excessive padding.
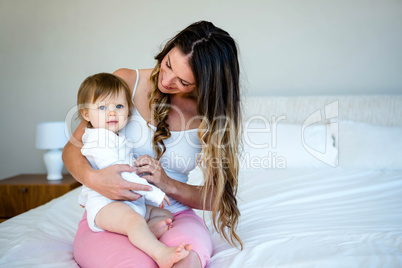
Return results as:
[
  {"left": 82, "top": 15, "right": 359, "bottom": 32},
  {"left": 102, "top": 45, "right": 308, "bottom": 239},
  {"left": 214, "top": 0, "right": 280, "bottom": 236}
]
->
[{"left": 0, "top": 0, "right": 401, "bottom": 179}]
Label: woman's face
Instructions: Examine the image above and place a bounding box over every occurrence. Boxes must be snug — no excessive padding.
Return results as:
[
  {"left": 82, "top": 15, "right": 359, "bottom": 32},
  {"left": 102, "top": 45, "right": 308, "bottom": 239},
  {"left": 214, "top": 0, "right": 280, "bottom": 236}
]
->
[{"left": 158, "top": 46, "right": 196, "bottom": 96}]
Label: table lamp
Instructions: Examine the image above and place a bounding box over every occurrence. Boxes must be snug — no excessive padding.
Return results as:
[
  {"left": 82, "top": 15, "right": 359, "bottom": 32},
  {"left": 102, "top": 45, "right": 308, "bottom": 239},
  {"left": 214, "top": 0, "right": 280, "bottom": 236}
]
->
[{"left": 36, "top": 121, "right": 69, "bottom": 180}]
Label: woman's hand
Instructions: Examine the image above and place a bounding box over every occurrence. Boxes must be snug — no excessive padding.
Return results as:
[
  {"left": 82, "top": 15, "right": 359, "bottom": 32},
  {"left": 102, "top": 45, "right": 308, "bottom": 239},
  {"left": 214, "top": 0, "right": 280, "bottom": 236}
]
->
[
  {"left": 88, "top": 164, "right": 152, "bottom": 201},
  {"left": 134, "top": 155, "right": 172, "bottom": 192},
  {"left": 134, "top": 155, "right": 209, "bottom": 210}
]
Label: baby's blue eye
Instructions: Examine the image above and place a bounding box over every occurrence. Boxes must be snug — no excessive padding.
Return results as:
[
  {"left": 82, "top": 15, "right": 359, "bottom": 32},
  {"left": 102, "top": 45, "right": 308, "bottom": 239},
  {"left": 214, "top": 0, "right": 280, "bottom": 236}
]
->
[
  {"left": 116, "top": 104, "right": 123, "bottom": 109},
  {"left": 99, "top": 106, "right": 106, "bottom": 110}
]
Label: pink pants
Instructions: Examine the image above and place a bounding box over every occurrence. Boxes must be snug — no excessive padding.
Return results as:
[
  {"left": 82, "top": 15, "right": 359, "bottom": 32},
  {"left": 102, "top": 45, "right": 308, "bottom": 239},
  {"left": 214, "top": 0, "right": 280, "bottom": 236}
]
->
[{"left": 73, "top": 209, "right": 213, "bottom": 267}]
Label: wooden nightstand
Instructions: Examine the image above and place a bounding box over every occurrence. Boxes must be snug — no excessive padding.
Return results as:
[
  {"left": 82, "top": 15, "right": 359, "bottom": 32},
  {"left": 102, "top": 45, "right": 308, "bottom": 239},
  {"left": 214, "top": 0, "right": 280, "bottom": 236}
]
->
[{"left": 0, "top": 174, "right": 81, "bottom": 222}]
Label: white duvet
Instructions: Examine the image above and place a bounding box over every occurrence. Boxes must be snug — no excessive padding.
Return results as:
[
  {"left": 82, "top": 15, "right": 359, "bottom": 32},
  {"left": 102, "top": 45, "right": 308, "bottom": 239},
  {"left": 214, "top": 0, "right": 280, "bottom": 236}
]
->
[{"left": 1, "top": 168, "right": 402, "bottom": 267}]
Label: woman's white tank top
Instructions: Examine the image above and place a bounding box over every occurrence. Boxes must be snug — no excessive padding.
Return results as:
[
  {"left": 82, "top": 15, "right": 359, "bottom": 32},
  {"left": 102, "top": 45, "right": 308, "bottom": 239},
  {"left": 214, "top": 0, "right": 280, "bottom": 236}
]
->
[{"left": 120, "top": 69, "right": 201, "bottom": 213}]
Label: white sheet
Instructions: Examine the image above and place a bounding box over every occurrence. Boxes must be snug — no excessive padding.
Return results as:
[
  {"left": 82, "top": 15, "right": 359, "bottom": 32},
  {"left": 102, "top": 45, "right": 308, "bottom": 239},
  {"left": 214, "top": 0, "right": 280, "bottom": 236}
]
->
[
  {"left": 206, "top": 168, "right": 402, "bottom": 267},
  {"left": 0, "top": 187, "right": 82, "bottom": 268},
  {"left": 1, "top": 168, "right": 402, "bottom": 267}
]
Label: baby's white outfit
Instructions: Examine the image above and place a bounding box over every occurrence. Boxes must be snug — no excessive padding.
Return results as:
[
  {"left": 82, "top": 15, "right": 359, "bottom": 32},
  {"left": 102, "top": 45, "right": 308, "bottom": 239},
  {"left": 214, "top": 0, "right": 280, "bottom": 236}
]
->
[{"left": 78, "top": 128, "right": 165, "bottom": 232}]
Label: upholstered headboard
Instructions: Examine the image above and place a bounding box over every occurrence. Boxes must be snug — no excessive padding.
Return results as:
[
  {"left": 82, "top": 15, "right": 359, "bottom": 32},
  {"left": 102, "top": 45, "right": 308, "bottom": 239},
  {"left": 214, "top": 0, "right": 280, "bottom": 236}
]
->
[{"left": 243, "top": 95, "right": 402, "bottom": 127}]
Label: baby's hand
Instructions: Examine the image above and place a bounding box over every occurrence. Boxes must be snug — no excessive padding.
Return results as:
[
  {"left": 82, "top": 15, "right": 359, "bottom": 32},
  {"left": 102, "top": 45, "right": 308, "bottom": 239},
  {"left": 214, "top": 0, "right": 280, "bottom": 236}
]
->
[{"left": 159, "top": 195, "right": 171, "bottom": 209}]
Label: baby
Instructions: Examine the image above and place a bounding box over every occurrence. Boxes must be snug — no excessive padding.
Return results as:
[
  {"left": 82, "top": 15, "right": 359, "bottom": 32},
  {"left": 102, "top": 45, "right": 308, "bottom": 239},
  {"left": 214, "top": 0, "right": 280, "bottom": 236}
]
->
[{"left": 76, "top": 72, "right": 192, "bottom": 268}]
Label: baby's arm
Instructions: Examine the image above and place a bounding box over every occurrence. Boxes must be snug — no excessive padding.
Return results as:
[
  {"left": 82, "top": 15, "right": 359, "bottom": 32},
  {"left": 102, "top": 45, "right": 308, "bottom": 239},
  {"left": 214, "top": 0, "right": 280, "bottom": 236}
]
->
[
  {"left": 83, "top": 145, "right": 166, "bottom": 207},
  {"left": 122, "top": 172, "right": 167, "bottom": 207},
  {"left": 81, "top": 129, "right": 166, "bottom": 206}
]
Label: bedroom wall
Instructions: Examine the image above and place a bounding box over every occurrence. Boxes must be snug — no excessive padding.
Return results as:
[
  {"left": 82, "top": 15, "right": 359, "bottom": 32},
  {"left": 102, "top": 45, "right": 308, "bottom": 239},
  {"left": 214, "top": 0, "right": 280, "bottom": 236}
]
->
[{"left": 0, "top": 0, "right": 401, "bottom": 179}]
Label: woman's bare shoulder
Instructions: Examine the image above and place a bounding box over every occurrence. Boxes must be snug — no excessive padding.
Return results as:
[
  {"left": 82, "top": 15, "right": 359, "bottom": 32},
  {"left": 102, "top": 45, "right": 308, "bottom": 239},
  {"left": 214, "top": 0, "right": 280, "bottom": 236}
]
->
[
  {"left": 113, "top": 68, "right": 138, "bottom": 90},
  {"left": 114, "top": 68, "right": 153, "bottom": 92}
]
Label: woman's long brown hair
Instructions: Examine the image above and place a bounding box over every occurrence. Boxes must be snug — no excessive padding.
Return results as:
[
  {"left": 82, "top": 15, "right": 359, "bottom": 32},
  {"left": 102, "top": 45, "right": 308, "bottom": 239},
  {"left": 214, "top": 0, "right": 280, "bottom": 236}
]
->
[{"left": 149, "top": 21, "right": 243, "bottom": 249}]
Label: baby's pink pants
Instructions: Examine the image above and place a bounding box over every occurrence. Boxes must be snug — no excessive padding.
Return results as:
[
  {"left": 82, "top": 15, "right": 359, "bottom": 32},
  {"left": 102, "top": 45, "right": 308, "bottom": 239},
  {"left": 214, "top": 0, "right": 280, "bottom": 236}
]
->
[{"left": 73, "top": 209, "right": 213, "bottom": 267}]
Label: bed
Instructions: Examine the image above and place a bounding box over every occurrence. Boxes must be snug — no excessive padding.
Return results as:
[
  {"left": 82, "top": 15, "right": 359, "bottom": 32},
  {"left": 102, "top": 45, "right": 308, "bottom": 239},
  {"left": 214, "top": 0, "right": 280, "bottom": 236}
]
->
[{"left": 1, "top": 95, "right": 402, "bottom": 267}]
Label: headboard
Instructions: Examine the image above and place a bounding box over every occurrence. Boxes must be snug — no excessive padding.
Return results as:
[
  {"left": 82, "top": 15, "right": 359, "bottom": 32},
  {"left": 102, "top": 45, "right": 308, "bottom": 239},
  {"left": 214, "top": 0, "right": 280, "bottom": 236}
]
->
[{"left": 242, "top": 95, "right": 402, "bottom": 127}]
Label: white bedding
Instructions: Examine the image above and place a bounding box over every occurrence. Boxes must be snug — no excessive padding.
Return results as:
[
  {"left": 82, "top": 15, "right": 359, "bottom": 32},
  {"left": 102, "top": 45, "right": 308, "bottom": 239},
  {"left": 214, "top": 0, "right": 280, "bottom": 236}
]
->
[
  {"left": 1, "top": 168, "right": 402, "bottom": 267},
  {"left": 2, "top": 95, "right": 401, "bottom": 267}
]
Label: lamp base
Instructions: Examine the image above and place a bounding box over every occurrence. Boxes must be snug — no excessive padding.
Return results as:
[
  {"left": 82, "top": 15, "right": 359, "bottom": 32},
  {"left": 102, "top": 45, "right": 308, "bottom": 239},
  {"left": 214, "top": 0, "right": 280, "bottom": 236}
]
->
[{"left": 43, "top": 149, "right": 64, "bottom": 180}]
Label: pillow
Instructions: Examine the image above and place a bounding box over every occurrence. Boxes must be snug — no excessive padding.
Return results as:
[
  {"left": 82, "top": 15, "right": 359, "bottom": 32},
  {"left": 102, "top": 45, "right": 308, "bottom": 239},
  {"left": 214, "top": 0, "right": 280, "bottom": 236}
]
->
[
  {"left": 241, "top": 119, "right": 338, "bottom": 170},
  {"left": 337, "top": 121, "right": 402, "bottom": 169}
]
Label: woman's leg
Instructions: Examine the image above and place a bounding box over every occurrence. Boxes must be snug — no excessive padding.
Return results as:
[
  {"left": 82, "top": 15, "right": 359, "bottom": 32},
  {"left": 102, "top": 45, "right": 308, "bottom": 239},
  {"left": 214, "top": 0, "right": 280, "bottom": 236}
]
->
[
  {"left": 74, "top": 211, "right": 158, "bottom": 268},
  {"left": 96, "top": 202, "right": 191, "bottom": 268},
  {"left": 159, "top": 210, "right": 213, "bottom": 268},
  {"left": 73, "top": 209, "right": 212, "bottom": 268}
]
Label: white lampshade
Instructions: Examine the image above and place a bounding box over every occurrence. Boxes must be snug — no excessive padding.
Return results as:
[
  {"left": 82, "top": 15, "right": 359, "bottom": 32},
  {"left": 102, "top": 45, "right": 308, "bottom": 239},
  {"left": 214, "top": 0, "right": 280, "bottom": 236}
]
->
[
  {"left": 36, "top": 121, "right": 69, "bottom": 180},
  {"left": 36, "top": 121, "right": 69, "bottom": 150}
]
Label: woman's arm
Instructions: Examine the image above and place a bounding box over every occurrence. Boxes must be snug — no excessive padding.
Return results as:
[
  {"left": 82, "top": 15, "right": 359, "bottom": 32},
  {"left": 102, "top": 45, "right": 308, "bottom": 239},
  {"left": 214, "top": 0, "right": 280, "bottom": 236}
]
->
[
  {"left": 165, "top": 179, "right": 212, "bottom": 211},
  {"left": 62, "top": 120, "right": 151, "bottom": 201},
  {"left": 134, "top": 155, "right": 215, "bottom": 210}
]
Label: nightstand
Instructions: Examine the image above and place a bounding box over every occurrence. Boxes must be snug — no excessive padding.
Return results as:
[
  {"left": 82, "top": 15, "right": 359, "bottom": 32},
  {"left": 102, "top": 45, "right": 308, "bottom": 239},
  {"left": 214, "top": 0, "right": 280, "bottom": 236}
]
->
[{"left": 0, "top": 174, "right": 81, "bottom": 222}]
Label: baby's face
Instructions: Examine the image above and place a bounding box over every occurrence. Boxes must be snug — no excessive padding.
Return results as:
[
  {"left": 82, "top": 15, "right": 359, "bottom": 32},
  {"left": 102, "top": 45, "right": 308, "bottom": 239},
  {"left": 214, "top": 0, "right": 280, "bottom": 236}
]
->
[{"left": 84, "top": 93, "right": 129, "bottom": 134}]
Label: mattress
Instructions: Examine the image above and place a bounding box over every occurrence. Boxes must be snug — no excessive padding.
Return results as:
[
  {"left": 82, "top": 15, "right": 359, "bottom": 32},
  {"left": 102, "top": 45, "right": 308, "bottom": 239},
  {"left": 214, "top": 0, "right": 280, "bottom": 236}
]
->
[
  {"left": 2, "top": 94, "right": 401, "bottom": 267},
  {"left": 1, "top": 168, "right": 401, "bottom": 267}
]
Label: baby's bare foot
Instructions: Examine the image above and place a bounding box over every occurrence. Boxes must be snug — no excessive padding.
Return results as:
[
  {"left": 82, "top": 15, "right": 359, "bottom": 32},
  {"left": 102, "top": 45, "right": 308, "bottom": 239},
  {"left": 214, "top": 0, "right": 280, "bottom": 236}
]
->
[
  {"left": 148, "top": 218, "right": 172, "bottom": 239},
  {"left": 156, "top": 243, "right": 193, "bottom": 268}
]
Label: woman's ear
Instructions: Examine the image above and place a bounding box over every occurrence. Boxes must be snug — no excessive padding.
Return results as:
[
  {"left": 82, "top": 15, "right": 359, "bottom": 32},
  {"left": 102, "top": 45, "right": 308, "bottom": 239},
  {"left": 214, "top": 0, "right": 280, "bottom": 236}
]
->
[{"left": 81, "top": 109, "right": 90, "bottom": 122}]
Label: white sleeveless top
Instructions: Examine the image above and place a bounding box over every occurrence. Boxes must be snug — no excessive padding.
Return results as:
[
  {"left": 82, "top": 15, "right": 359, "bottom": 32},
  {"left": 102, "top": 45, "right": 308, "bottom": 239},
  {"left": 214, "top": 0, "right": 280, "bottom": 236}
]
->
[{"left": 120, "top": 69, "right": 202, "bottom": 213}]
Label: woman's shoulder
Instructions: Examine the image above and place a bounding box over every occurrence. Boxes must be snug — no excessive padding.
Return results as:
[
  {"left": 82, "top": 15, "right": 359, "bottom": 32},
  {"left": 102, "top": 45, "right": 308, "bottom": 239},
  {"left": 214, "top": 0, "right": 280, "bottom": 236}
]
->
[
  {"left": 113, "top": 68, "right": 138, "bottom": 91},
  {"left": 113, "top": 68, "right": 151, "bottom": 87}
]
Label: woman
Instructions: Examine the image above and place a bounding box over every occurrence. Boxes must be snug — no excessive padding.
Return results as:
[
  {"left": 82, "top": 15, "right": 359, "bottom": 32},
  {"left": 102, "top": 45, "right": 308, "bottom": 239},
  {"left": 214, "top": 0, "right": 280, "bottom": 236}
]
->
[{"left": 63, "top": 20, "right": 243, "bottom": 268}]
